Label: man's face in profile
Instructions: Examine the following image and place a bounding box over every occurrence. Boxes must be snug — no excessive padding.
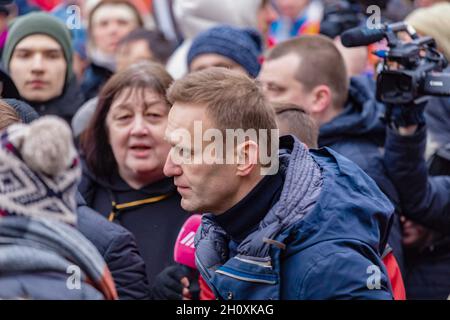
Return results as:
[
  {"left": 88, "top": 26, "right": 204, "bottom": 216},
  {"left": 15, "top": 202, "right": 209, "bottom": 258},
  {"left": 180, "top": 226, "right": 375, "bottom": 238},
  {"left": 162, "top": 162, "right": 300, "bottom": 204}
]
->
[{"left": 163, "top": 102, "right": 241, "bottom": 214}]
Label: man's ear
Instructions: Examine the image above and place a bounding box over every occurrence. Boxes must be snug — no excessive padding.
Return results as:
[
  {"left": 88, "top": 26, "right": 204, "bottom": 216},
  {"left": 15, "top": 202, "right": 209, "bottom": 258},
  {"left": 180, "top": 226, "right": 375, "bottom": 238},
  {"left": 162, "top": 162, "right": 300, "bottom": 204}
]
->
[
  {"left": 236, "top": 140, "right": 259, "bottom": 177},
  {"left": 310, "top": 85, "right": 332, "bottom": 114}
]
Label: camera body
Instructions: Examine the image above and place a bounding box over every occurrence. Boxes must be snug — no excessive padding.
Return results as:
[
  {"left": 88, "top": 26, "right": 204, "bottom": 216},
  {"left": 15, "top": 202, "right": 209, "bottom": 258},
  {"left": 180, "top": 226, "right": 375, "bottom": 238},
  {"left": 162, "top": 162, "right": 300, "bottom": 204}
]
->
[
  {"left": 341, "top": 22, "right": 450, "bottom": 105},
  {"left": 377, "top": 71, "right": 450, "bottom": 104},
  {"left": 375, "top": 32, "right": 450, "bottom": 104}
]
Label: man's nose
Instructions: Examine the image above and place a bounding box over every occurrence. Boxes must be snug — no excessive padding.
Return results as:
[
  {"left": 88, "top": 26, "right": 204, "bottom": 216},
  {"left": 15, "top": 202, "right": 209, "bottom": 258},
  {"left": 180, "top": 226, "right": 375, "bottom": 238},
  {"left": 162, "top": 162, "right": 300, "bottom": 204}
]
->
[
  {"left": 30, "top": 54, "right": 45, "bottom": 72},
  {"left": 163, "top": 150, "right": 183, "bottom": 177}
]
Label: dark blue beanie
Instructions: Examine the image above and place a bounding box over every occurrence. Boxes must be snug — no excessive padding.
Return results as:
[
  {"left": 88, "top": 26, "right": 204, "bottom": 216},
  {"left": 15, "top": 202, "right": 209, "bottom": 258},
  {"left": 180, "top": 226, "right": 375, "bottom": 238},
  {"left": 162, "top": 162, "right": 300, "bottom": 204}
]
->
[{"left": 187, "top": 25, "right": 263, "bottom": 78}]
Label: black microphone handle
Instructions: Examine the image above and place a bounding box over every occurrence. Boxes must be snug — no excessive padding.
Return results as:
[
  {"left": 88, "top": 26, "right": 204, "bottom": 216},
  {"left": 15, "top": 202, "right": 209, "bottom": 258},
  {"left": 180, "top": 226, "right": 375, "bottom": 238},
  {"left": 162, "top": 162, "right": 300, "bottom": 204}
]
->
[{"left": 341, "top": 27, "right": 385, "bottom": 47}]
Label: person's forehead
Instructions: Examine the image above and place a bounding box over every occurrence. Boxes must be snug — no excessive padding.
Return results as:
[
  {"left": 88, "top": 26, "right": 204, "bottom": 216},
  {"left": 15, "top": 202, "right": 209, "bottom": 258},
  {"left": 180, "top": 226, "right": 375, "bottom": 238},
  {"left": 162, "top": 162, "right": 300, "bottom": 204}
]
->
[
  {"left": 14, "top": 34, "right": 62, "bottom": 51},
  {"left": 92, "top": 4, "right": 137, "bottom": 23},
  {"left": 166, "top": 103, "right": 211, "bottom": 140},
  {"left": 110, "top": 87, "right": 164, "bottom": 108},
  {"left": 191, "top": 53, "right": 239, "bottom": 68},
  {"left": 168, "top": 103, "right": 207, "bottom": 128},
  {"left": 261, "top": 53, "right": 301, "bottom": 81},
  {"left": 128, "top": 40, "right": 152, "bottom": 54},
  {"left": 117, "top": 40, "right": 143, "bottom": 55}
]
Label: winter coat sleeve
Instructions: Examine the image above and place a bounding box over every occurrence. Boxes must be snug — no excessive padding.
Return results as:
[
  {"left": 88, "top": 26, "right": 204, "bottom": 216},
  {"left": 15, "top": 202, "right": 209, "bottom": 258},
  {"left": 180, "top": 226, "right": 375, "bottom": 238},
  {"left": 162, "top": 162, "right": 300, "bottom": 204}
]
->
[
  {"left": 102, "top": 225, "right": 151, "bottom": 300},
  {"left": 76, "top": 194, "right": 150, "bottom": 300},
  {"left": 78, "top": 165, "right": 96, "bottom": 206},
  {"left": 384, "top": 126, "right": 450, "bottom": 233}
]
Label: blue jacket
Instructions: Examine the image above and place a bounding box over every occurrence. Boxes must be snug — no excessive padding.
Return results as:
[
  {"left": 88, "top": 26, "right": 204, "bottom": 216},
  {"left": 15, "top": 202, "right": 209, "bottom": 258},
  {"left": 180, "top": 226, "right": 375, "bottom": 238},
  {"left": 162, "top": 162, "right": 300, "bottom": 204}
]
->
[
  {"left": 319, "top": 76, "right": 398, "bottom": 207},
  {"left": 384, "top": 126, "right": 450, "bottom": 233},
  {"left": 319, "top": 75, "right": 403, "bottom": 271},
  {"left": 384, "top": 120, "right": 450, "bottom": 300},
  {"left": 76, "top": 193, "right": 150, "bottom": 300},
  {"left": 195, "top": 136, "right": 394, "bottom": 300}
]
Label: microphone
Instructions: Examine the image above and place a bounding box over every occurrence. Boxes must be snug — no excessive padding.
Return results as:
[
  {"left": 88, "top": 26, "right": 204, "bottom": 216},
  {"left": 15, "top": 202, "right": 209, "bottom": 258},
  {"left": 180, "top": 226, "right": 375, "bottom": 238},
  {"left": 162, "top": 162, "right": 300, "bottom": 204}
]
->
[
  {"left": 341, "top": 22, "right": 410, "bottom": 48},
  {"left": 173, "top": 214, "right": 215, "bottom": 300},
  {"left": 173, "top": 214, "right": 202, "bottom": 269},
  {"left": 341, "top": 27, "right": 385, "bottom": 47}
]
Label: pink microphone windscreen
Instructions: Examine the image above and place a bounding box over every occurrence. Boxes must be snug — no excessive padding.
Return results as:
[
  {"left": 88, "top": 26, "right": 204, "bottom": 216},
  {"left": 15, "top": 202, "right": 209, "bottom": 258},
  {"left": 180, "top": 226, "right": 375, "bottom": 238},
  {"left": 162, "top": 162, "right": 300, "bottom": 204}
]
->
[{"left": 174, "top": 214, "right": 202, "bottom": 269}]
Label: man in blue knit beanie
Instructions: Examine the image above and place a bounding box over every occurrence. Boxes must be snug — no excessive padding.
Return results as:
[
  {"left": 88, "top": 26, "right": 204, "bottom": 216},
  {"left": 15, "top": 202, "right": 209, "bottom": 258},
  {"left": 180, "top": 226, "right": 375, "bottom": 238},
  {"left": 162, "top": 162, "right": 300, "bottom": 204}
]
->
[{"left": 187, "top": 25, "right": 263, "bottom": 78}]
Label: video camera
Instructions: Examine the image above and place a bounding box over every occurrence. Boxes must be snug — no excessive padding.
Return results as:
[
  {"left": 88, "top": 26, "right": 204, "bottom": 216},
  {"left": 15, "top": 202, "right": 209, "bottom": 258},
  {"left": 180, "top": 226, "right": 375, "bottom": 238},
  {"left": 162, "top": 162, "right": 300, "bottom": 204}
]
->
[{"left": 341, "top": 22, "right": 450, "bottom": 105}]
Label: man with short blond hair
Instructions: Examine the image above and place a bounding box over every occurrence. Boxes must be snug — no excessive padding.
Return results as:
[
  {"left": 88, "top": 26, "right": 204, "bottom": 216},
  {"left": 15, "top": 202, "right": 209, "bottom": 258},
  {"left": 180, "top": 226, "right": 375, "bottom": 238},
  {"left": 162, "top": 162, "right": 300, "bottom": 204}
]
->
[{"left": 163, "top": 67, "right": 394, "bottom": 300}]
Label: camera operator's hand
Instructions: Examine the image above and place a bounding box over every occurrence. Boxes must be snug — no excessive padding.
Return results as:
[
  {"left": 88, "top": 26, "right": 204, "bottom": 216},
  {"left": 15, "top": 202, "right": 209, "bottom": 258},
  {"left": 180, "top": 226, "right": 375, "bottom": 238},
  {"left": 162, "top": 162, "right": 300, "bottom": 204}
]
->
[
  {"left": 152, "top": 264, "right": 200, "bottom": 300},
  {"left": 385, "top": 98, "right": 428, "bottom": 132},
  {"left": 398, "top": 125, "right": 418, "bottom": 136}
]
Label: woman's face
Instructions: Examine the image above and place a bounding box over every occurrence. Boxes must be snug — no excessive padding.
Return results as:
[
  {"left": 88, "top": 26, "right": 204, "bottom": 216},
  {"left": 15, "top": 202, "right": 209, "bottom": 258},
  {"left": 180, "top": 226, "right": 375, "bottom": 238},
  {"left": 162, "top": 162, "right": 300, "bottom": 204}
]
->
[
  {"left": 275, "top": 0, "right": 310, "bottom": 20},
  {"left": 106, "top": 87, "right": 171, "bottom": 187},
  {"left": 91, "top": 4, "right": 140, "bottom": 55}
]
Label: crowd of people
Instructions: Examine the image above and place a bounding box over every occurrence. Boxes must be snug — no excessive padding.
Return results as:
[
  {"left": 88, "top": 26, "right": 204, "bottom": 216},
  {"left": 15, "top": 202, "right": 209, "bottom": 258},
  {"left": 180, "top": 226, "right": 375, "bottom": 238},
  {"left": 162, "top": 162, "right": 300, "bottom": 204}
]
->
[{"left": 0, "top": 0, "right": 449, "bottom": 300}]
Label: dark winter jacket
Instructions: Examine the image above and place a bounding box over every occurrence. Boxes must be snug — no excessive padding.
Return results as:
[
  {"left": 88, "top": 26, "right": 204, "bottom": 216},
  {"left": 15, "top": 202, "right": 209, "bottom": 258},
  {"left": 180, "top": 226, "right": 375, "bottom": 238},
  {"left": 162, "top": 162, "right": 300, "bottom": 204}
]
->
[
  {"left": 319, "top": 75, "right": 404, "bottom": 271},
  {"left": 80, "top": 63, "right": 113, "bottom": 101},
  {"left": 26, "top": 76, "right": 85, "bottom": 124},
  {"left": 79, "top": 166, "right": 191, "bottom": 289},
  {"left": 0, "top": 66, "right": 20, "bottom": 99},
  {"left": 195, "top": 135, "right": 394, "bottom": 300},
  {"left": 384, "top": 126, "right": 450, "bottom": 233},
  {"left": 76, "top": 193, "right": 150, "bottom": 300},
  {"left": 404, "top": 235, "right": 450, "bottom": 300}
]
